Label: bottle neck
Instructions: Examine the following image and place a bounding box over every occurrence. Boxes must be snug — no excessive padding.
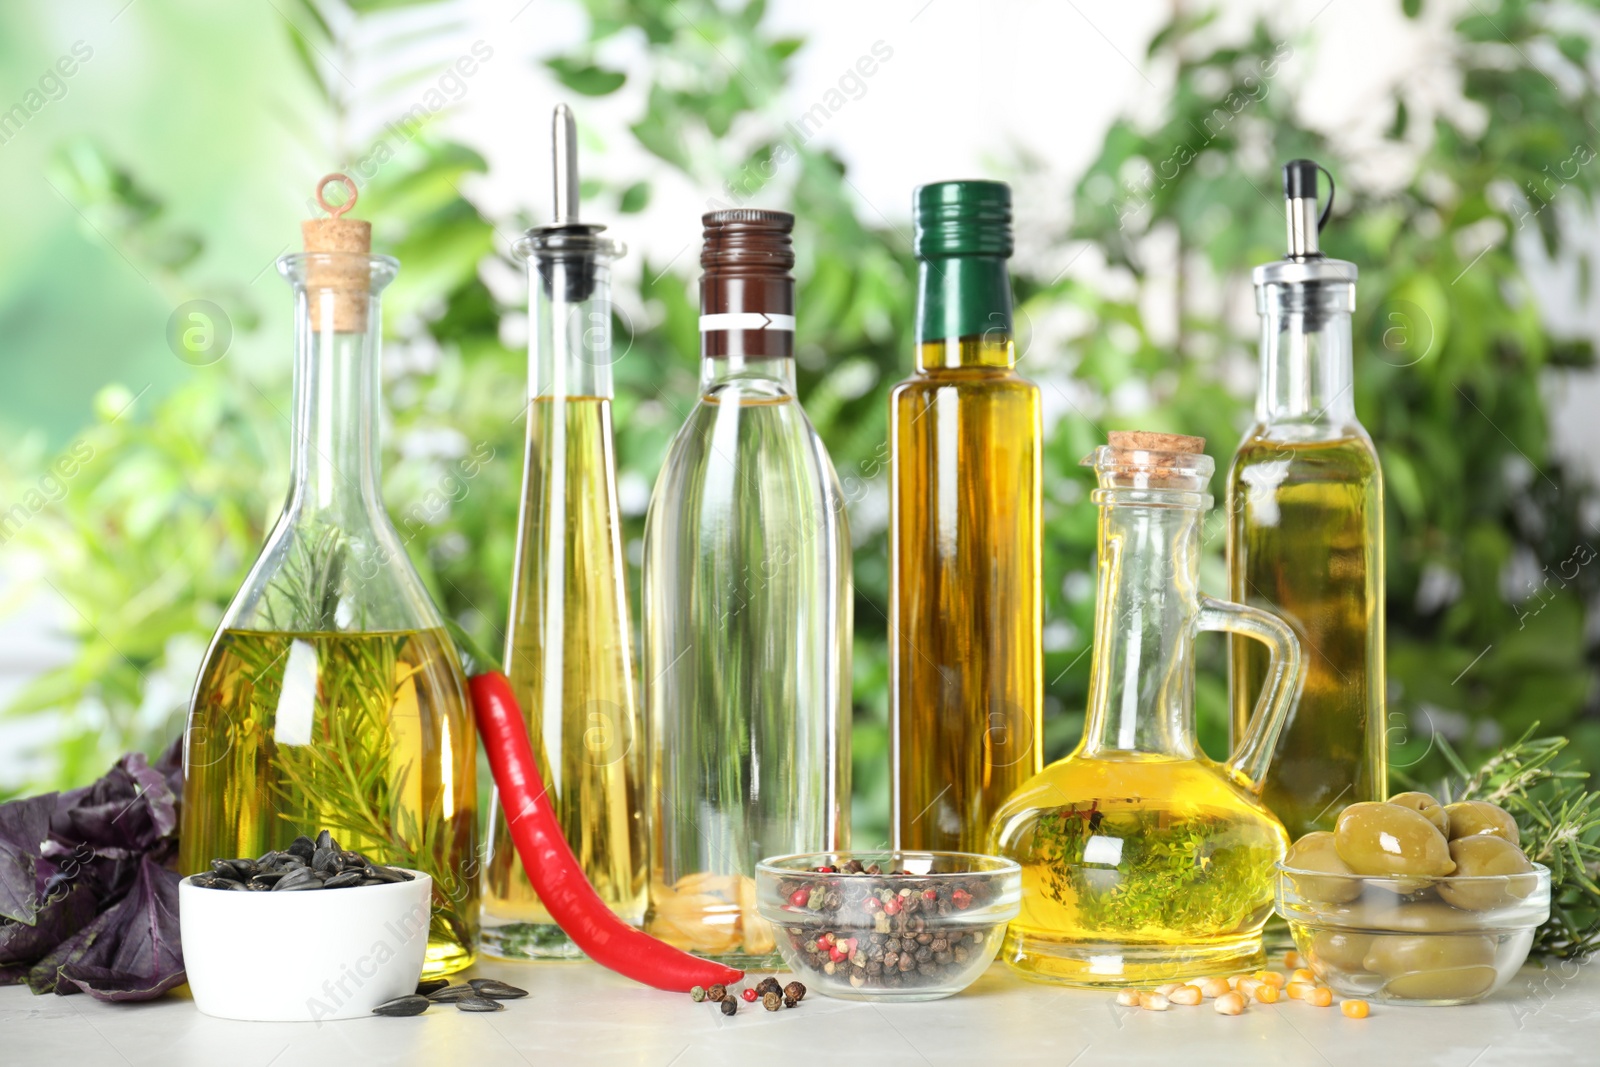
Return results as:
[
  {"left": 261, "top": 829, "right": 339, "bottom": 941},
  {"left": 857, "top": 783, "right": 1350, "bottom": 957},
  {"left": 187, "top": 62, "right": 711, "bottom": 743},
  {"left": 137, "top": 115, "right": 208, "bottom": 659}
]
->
[
  {"left": 699, "top": 352, "right": 797, "bottom": 393},
  {"left": 1079, "top": 492, "right": 1205, "bottom": 761},
  {"left": 286, "top": 285, "right": 385, "bottom": 524},
  {"left": 525, "top": 236, "right": 620, "bottom": 401},
  {"left": 1255, "top": 280, "right": 1356, "bottom": 426},
  {"left": 915, "top": 255, "right": 1014, "bottom": 371}
]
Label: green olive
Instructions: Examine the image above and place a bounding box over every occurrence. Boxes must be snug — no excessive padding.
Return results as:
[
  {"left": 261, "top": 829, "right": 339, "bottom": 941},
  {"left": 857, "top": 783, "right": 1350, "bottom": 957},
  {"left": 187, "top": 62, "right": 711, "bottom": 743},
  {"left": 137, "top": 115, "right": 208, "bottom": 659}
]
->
[
  {"left": 1442, "top": 801, "right": 1521, "bottom": 847},
  {"left": 1362, "top": 933, "right": 1498, "bottom": 1000},
  {"left": 1316, "top": 896, "right": 1484, "bottom": 933},
  {"left": 1437, "top": 835, "right": 1537, "bottom": 911},
  {"left": 1335, "top": 801, "right": 1455, "bottom": 878},
  {"left": 1389, "top": 791, "right": 1450, "bottom": 835},
  {"left": 1284, "top": 831, "right": 1362, "bottom": 904},
  {"left": 1308, "top": 928, "right": 1372, "bottom": 973}
]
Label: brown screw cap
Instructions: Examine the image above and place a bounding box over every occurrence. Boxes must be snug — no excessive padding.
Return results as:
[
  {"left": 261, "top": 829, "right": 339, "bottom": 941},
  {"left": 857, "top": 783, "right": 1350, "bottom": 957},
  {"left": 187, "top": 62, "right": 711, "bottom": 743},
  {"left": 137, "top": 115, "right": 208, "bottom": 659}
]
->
[{"left": 699, "top": 209, "right": 794, "bottom": 359}]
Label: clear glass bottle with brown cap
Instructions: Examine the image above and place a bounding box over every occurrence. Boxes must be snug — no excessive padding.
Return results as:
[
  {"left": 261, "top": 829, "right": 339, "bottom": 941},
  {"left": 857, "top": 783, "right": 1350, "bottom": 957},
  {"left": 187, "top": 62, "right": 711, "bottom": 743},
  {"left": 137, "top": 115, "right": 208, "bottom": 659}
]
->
[
  {"left": 1226, "top": 160, "right": 1386, "bottom": 840},
  {"left": 989, "top": 432, "right": 1302, "bottom": 986},
  {"left": 180, "top": 175, "right": 479, "bottom": 978},
  {"left": 480, "top": 105, "right": 647, "bottom": 959},
  {"left": 642, "top": 209, "right": 851, "bottom": 966}
]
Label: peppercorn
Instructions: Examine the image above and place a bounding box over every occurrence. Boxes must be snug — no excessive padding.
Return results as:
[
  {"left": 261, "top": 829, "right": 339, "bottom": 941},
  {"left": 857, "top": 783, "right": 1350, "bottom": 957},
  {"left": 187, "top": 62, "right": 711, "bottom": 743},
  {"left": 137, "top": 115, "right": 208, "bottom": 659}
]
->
[
  {"left": 756, "top": 977, "right": 782, "bottom": 996},
  {"left": 783, "top": 994, "right": 798, "bottom": 1008},
  {"left": 784, "top": 981, "right": 806, "bottom": 1003},
  {"left": 707, "top": 983, "right": 727, "bottom": 1002},
  {"left": 720, "top": 998, "right": 737, "bottom": 1016},
  {"left": 762, "top": 991, "right": 781, "bottom": 1011},
  {"left": 690, "top": 985, "right": 706, "bottom": 1003},
  {"left": 740, "top": 987, "right": 758, "bottom": 1003}
]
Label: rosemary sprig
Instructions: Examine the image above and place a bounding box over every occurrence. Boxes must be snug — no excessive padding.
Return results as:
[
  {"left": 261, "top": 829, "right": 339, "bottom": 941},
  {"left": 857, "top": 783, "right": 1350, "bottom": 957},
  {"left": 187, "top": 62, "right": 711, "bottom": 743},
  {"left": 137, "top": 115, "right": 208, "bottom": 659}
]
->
[{"left": 1431, "top": 725, "right": 1600, "bottom": 960}]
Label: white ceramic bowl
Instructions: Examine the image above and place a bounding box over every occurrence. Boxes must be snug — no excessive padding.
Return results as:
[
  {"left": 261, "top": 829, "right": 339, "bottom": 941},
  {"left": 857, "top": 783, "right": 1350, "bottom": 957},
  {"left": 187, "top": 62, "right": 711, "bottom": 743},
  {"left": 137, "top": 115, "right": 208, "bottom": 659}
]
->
[{"left": 179, "top": 869, "right": 432, "bottom": 1022}]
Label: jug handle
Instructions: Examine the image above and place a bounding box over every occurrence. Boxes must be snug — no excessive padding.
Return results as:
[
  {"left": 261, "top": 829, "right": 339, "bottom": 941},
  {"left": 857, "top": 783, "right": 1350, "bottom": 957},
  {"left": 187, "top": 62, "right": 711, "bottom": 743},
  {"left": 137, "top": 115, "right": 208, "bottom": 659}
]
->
[{"left": 1195, "top": 594, "right": 1305, "bottom": 793}]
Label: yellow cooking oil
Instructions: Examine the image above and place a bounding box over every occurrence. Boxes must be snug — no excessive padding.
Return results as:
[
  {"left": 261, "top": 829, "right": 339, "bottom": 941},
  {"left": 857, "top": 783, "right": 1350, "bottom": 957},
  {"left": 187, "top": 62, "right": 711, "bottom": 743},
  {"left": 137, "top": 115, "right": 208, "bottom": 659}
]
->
[
  {"left": 1227, "top": 433, "right": 1385, "bottom": 838},
  {"left": 990, "top": 754, "right": 1287, "bottom": 986},
  {"left": 180, "top": 627, "right": 479, "bottom": 978},
  {"left": 482, "top": 395, "right": 648, "bottom": 956}
]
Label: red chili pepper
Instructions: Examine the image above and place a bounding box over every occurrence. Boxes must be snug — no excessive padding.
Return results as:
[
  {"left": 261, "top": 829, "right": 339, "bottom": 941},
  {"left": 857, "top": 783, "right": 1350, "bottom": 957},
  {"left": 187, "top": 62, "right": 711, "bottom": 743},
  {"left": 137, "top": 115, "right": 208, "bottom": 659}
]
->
[{"left": 469, "top": 671, "right": 743, "bottom": 992}]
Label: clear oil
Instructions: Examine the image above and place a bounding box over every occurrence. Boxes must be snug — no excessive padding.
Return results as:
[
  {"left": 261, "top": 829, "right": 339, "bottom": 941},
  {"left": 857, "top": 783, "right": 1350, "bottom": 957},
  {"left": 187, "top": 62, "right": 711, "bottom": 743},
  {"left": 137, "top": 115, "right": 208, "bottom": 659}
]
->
[
  {"left": 891, "top": 338, "right": 1042, "bottom": 853},
  {"left": 1227, "top": 433, "right": 1385, "bottom": 838},
  {"left": 991, "top": 755, "right": 1286, "bottom": 985},
  {"left": 644, "top": 374, "right": 851, "bottom": 965},
  {"left": 180, "top": 627, "right": 479, "bottom": 978},
  {"left": 482, "top": 395, "right": 647, "bottom": 956}
]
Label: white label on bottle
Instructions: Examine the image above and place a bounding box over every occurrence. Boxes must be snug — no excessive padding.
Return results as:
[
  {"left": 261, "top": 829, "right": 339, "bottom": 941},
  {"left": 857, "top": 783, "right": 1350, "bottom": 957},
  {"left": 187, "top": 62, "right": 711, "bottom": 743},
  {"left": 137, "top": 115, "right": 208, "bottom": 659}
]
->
[{"left": 698, "top": 312, "right": 795, "bottom": 332}]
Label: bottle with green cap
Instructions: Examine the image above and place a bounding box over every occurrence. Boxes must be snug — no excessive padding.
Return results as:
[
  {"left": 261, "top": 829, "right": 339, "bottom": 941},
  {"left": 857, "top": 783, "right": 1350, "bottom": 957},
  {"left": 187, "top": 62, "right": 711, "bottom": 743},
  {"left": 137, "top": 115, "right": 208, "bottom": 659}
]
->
[{"left": 889, "top": 180, "right": 1043, "bottom": 854}]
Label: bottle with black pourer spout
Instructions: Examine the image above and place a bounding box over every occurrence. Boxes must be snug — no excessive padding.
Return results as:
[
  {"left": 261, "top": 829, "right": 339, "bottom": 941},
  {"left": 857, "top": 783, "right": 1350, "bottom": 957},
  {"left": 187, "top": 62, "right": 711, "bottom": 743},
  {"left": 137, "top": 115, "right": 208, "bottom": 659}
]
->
[{"left": 1226, "top": 160, "right": 1386, "bottom": 840}]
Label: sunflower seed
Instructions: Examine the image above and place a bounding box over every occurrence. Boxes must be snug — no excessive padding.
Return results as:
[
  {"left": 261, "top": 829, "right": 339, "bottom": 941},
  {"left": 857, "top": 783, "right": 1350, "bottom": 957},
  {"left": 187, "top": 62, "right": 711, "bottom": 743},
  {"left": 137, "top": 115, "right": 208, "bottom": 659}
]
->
[
  {"left": 468, "top": 979, "right": 528, "bottom": 1000},
  {"left": 322, "top": 870, "right": 364, "bottom": 889},
  {"left": 415, "top": 978, "right": 449, "bottom": 996},
  {"left": 287, "top": 836, "right": 316, "bottom": 862},
  {"left": 426, "top": 984, "right": 479, "bottom": 1002},
  {"left": 455, "top": 996, "right": 505, "bottom": 1012},
  {"left": 272, "top": 867, "right": 318, "bottom": 891},
  {"left": 372, "top": 995, "right": 430, "bottom": 1017}
]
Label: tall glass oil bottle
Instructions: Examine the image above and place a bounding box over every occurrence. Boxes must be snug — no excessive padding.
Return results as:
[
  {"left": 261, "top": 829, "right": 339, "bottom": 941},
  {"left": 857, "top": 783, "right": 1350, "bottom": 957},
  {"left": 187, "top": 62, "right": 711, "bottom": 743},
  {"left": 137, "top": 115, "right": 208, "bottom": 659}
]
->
[
  {"left": 990, "top": 432, "right": 1304, "bottom": 986},
  {"left": 1227, "top": 160, "right": 1386, "bottom": 840},
  {"left": 890, "top": 180, "right": 1043, "bottom": 853},
  {"left": 480, "top": 106, "right": 647, "bottom": 959},
  {"left": 643, "top": 210, "right": 851, "bottom": 965},
  {"left": 180, "top": 176, "right": 479, "bottom": 978}
]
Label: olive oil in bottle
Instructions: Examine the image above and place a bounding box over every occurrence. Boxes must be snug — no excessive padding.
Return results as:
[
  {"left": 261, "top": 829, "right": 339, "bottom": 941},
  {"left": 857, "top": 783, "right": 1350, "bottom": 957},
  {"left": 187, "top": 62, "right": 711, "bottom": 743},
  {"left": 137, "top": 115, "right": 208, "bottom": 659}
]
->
[
  {"left": 181, "top": 178, "right": 479, "bottom": 978},
  {"left": 891, "top": 181, "right": 1043, "bottom": 854},
  {"left": 1227, "top": 161, "right": 1386, "bottom": 840},
  {"left": 481, "top": 107, "right": 647, "bottom": 958}
]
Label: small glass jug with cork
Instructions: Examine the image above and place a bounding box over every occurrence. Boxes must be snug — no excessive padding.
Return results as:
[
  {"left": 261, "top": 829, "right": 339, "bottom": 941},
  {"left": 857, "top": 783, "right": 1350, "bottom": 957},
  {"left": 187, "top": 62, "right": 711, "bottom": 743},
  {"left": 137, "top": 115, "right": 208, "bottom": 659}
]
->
[
  {"left": 179, "top": 175, "right": 480, "bottom": 978},
  {"left": 988, "top": 431, "right": 1304, "bottom": 986}
]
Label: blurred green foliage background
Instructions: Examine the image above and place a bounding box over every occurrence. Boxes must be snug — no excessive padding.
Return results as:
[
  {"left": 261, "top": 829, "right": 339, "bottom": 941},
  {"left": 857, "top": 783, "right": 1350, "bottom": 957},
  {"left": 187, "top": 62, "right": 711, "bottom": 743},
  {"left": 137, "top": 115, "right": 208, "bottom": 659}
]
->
[{"left": 2, "top": 0, "right": 1598, "bottom": 849}]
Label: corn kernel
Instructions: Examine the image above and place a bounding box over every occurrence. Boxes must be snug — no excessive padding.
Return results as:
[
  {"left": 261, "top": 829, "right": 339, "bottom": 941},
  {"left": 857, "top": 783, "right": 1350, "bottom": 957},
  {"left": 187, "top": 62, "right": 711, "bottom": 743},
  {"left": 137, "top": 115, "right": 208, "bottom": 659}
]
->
[
  {"left": 1290, "top": 968, "right": 1315, "bottom": 984},
  {"left": 1283, "top": 950, "right": 1301, "bottom": 969},
  {"left": 1237, "top": 977, "right": 1265, "bottom": 999},
  {"left": 1139, "top": 991, "right": 1170, "bottom": 1011},
  {"left": 1215, "top": 991, "right": 1246, "bottom": 1015},
  {"left": 1155, "top": 982, "right": 1183, "bottom": 996},
  {"left": 1341, "top": 998, "right": 1370, "bottom": 1018},
  {"left": 1255, "top": 983, "right": 1281, "bottom": 1004},
  {"left": 1255, "top": 970, "right": 1287, "bottom": 988},
  {"left": 1115, "top": 990, "right": 1141, "bottom": 1007},
  {"left": 1169, "top": 985, "right": 1203, "bottom": 1006},
  {"left": 1307, "top": 986, "right": 1334, "bottom": 1008},
  {"left": 1287, "top": 981, "right": 1315, "bottom": 1000},
  {"left": 1199, "top": 976, "right": 1232, "bottom": 999}
]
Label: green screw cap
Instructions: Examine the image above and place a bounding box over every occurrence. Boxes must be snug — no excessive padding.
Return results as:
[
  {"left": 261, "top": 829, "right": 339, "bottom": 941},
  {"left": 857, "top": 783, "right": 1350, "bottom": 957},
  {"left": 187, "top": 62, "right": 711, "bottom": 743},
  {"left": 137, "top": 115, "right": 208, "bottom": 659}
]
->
[{"left": 913, "top": 180, "right": 1013, "bottom": 258}]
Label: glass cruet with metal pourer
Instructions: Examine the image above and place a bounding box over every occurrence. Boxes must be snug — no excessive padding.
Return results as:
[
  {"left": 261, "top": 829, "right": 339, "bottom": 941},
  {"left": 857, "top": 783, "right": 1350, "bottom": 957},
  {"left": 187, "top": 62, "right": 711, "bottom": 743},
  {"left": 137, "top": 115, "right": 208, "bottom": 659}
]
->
[
  {"left": 1227, "top": 160, "right": 1386, "bottom": 841},
  {"left": 989, "top": 432, "right": 1305, "bottom": 987},
  {"left": 180, "top": 175, "right": 479, "bottom": 979},
  {"left": 480, "top": 105, "right": 648, "bottom": 959}
]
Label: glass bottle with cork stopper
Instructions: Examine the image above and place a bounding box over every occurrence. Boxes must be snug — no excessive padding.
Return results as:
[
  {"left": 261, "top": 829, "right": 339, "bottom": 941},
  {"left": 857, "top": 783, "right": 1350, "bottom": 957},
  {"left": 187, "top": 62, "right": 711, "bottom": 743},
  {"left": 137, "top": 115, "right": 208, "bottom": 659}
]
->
[
  {"left": 1226, "top": 160, "right": 1386, "bottom": 840},
  {"left": 890, "top": 179, "right": 1043, "bottom": 854},
  {"left": 480, "top": 105, "right": 648, "bottom": 959},
  {"left": 989, "top": 431, "right": 1303, "bottom": 986},
  {"left": 642, "top": 209, "right": 852, "bottom": 966},
  {"left": 179, "top": 175, "right": 480, "bottom": 978}
]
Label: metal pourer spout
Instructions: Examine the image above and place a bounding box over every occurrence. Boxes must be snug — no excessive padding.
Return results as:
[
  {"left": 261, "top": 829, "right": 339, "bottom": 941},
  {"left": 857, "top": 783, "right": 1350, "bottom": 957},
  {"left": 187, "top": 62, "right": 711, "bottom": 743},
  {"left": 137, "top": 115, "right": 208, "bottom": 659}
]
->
[
  {"left": 552, "top": 102, "right": 579, "bottom": 226},
  {"left": 1283, "top": 158, "right": 1332, "bottom": 260}
]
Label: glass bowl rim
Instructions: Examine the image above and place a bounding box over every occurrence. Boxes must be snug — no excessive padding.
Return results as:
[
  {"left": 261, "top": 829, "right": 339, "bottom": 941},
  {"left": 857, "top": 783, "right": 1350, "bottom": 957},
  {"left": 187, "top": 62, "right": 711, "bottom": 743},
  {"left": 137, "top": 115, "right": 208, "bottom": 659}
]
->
[
  {"left": 756, "top": 850, "right": 1020, "bottom": 878},
  {"left": 1276, "top": 860, "right": 1551, "bottom": 884}
]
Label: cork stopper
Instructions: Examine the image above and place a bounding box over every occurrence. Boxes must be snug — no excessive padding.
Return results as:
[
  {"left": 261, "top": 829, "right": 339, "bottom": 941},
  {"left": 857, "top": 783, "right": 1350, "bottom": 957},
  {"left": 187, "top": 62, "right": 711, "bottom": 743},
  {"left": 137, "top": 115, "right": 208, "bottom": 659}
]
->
[
  {"left": 300, "top": 174, "right": 372, "bottom": 333},
  {"left": 1089, "top": 430, "right": 1212, "bottom": 491}
]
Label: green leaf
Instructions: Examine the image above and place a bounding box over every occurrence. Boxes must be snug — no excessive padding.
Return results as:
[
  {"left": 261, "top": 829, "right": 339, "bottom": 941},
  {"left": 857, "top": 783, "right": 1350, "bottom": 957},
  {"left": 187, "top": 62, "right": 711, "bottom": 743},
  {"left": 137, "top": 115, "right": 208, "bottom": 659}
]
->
[
  {"left": 618, "top": 181, "right": 651, "bottom": 214},
  {"left": 1402, "top": 0, "right": 1422, "bottom": 18},
  {"left": 544, "top": 57, "right": 627, "bottom": 96}
]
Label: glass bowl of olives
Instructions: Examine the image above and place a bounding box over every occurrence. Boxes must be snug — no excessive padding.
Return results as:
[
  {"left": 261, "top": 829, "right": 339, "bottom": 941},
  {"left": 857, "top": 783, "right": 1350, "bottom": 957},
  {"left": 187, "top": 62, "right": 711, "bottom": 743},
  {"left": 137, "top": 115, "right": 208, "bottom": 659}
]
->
[{"left": 1276, "top": 794, "right": 1549, "bottom": 1005}]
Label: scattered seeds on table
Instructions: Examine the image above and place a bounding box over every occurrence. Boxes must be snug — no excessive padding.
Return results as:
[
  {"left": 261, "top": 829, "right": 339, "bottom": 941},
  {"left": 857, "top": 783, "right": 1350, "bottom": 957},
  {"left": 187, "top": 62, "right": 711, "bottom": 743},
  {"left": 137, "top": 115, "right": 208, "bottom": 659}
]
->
[
  {"left": 469, "top": 979, "right": 529, "bottom": 1000},
  {"left": 455, "top": 996, "right": 506, "bottom": 1012},
  {"left": 720, "top": 998, "right": 737, "bottom": 1016},
  {"left": 1215, "top": 992, "right": 1246, "bottom": 1016},
  {"left": 762, "top": 992, "right": 781, "bottom": 1012},
  {"left": 1290, "top": 968, "right": 1315, "bottom": 984},
  {"left": 1306, "top": 986, "right": 1334, "bottom": 1008},
  {"left": 1168, "top": 985, "right": 1202, "bottom": 1006},
  {"left": 372, "top": 995, "right": 430, "bottom": 1017},
  {"left": 1287, "top": 982, "right": 1312, "bottom": 1001},
  {"left": 783, "top": 981, "right": 806, "bottom": 1003},
  {"left": 416, "top": 978, "right": 449, "bottom": 996},
  {"left": 755, "top": 977, "right": 782, "bottom": 997},
  {"left": 690, "top": 985, "right": 707, "bottom": 1003},
  {"left": 1138, "top": 992, "right": 1169, "bottom": 1011},
  {"left": 1114, "top": 990, "right": 1141, "bottom": 1007},
  {"left": 1341, "top": 999, "right": 1370, "bottom": 1018},
  {"left": 708, "top": 983, "right": 728, "bottom": 1003},
  {"left": 740, "top": 987, "right": 758, "bottom": 1003},
  {"left": 427, "top": 985, "right": 480, "bottom": 1003},
  {"left": 782, "top": 994, "right": 798, "bottom": 1008},
  {"left": 1199, "top": 977, "right": 1231, "bottom": 999},
  {"left": 1255, "top": 984, "right": 1281, "bottom": 1004},
  {"left": 1283, "top": 951, "right": 1300, "bottom": 969}
]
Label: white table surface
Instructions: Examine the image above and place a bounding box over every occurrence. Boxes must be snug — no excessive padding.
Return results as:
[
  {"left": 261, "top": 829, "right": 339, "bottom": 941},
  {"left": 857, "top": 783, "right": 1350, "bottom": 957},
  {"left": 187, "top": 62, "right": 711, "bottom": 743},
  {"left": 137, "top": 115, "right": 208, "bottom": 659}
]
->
[{"left": 4, "top": 956, "right": 1596, "bottom": 1067}]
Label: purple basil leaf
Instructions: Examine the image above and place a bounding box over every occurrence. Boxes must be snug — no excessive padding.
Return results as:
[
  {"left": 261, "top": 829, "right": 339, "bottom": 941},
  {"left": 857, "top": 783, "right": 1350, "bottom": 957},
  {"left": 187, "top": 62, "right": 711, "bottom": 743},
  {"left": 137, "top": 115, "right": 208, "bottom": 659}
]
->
[
  {"left": 151, "top": 734, "right": 184, "bottom": 803},
  {"left": 0, "top": 881, "right": 98, "bottom": 969},
  {"left": 0, "top": 793, "right": 56, "bottom": 924},
  {"left": 28, "top": 856, "right": 182, "bottom": 1000},
  {"left": 51, "top": 752, "right": 178, "bottom": 859}
]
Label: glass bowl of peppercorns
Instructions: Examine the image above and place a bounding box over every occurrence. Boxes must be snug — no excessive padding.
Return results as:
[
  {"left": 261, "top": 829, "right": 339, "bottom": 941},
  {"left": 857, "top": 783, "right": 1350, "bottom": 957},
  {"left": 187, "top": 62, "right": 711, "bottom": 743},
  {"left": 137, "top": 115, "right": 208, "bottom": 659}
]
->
[{"left": 755, "top": 851, "right": 1021, "bottom": 1001}]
